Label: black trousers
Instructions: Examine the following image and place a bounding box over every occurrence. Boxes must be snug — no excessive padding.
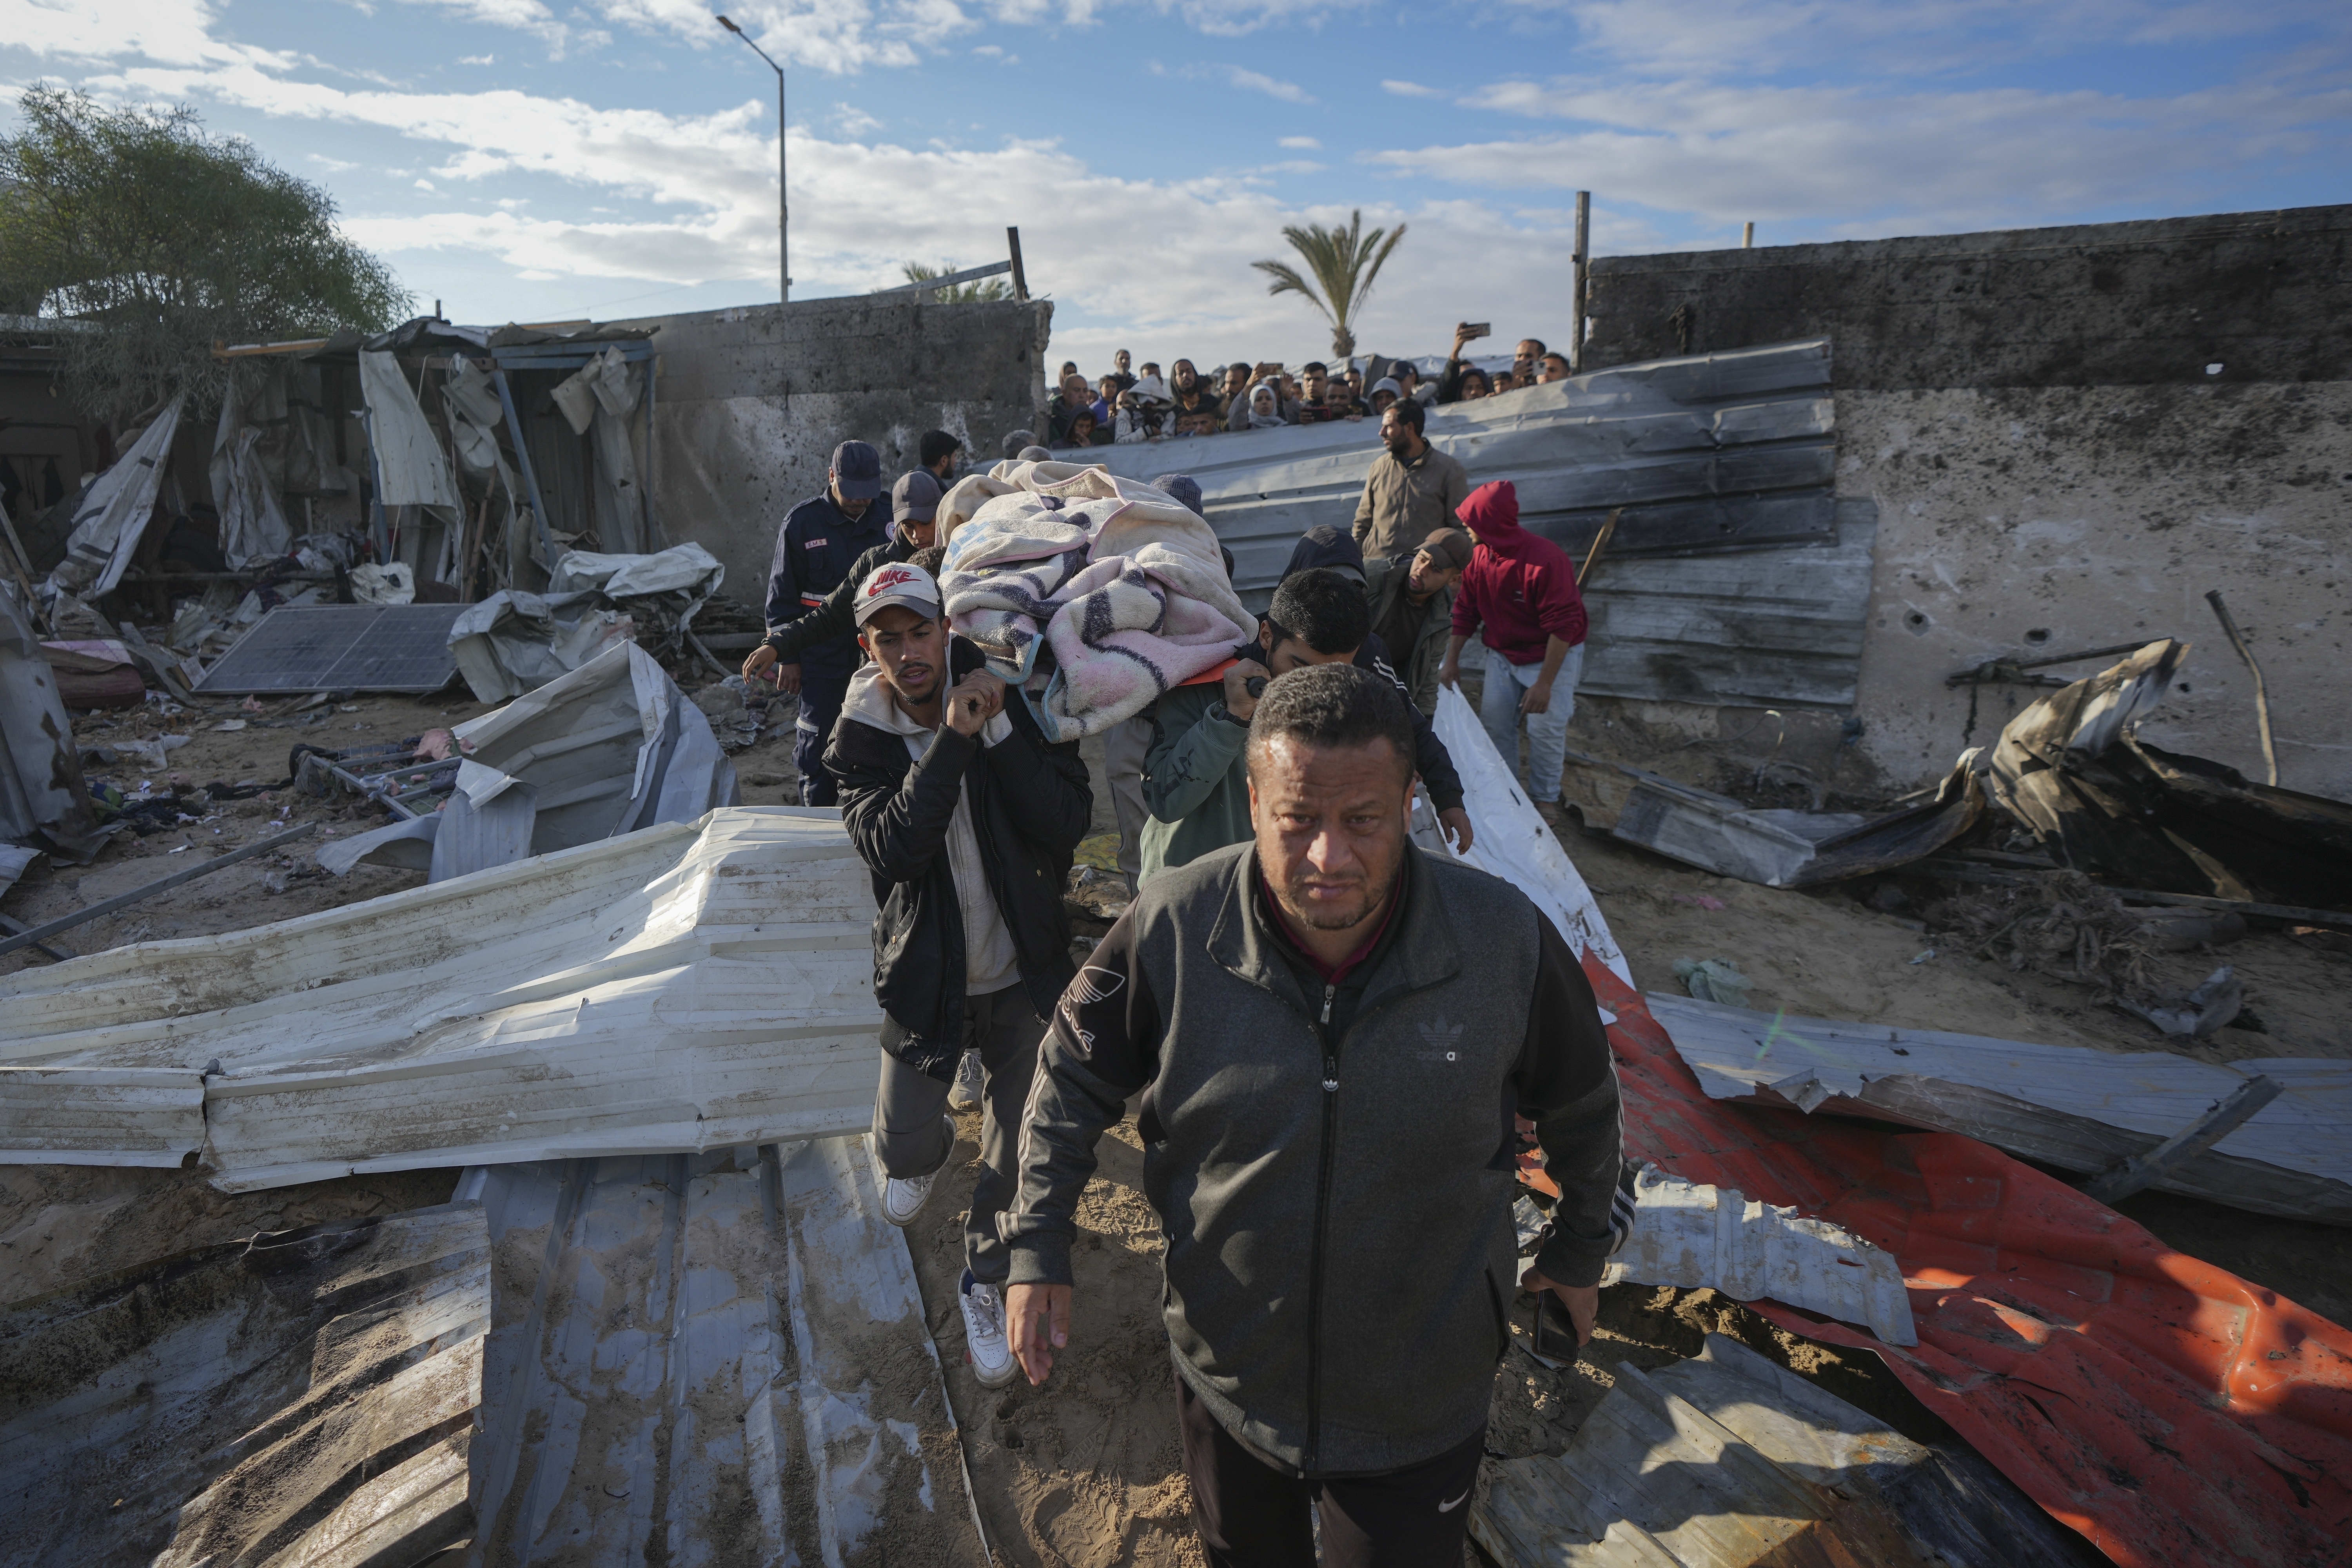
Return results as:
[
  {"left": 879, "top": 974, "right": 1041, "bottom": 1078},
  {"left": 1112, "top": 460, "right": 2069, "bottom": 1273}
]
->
[
  {"left": 791, "top": 669, "right": 850, "bottom": 807},
  {"left": 1175, "top": 1368, "right": 1486, "bottom": 1568}
]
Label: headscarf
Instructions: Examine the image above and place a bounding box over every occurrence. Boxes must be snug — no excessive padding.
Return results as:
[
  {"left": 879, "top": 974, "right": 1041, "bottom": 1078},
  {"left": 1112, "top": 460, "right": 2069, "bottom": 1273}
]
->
[{"left": 1246, "top": 381, "right": 1286, "bottom": 429}]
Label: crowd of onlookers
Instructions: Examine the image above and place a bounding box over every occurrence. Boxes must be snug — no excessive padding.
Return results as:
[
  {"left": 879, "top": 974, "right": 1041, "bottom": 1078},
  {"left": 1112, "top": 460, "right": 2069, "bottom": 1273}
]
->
[{"left": 1029, "top": 328, "right": 1571, "bottom": 450}]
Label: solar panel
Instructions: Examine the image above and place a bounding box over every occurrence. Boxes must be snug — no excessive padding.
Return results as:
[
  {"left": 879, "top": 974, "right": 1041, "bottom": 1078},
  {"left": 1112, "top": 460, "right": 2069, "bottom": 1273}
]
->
[{"left": 194, "top": 604, "right": 466, "bottom": 695}]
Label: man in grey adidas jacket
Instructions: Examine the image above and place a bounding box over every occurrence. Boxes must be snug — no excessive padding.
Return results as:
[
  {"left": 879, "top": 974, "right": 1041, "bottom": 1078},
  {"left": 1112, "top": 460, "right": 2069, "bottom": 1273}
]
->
[{"left": 1001, "top": 662, "right": 1626, "bottom": 1567}]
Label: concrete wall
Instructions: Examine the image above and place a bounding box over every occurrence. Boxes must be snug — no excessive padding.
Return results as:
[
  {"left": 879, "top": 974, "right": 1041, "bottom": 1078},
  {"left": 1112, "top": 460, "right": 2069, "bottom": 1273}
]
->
[
  {"left": 629, "top": 295, "right": 1052, "bottom": 606},
  {"left": 1585, "top": 207, "right": 2352, "bottom": 799}
]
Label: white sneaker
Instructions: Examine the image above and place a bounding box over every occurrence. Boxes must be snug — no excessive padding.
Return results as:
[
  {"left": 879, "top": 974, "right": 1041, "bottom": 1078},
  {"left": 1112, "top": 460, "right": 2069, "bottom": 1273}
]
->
[
  {"left": 960, "top": 1272, "right": 1019, "bottom": 1388},
  {"left": 948, "top": 1050, "right": 983, "bottom": 1112},
  {"left": 870, "top": 1115, "right": 954, "bottom": 1227}
]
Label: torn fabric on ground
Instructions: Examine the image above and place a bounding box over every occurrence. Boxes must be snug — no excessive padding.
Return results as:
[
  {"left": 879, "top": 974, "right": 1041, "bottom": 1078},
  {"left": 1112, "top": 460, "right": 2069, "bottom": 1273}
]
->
[{"left": 40, "top": 394, "right": 184, "bottom": 605}]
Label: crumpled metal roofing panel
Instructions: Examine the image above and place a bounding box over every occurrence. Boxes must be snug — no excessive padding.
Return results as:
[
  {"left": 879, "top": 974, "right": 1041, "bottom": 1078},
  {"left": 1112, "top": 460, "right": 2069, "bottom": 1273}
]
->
[
  {"left": 1651, "top": 990, "right": 2352, "bottom": 1222},
  {"left": 0, "top": 1201, "right": 488, "bottom": 1567},
  {"left": 1589, "top": 960, "right": 2352, "bottom": 1568},
  {"left": 459, "top": 1137, "right": 987, "bottom": 1566},
  {"left": 0, "top": 809, "right": 882, "bottom": 1189},
  {"left": 1602, "top": 1165, "right": 1915, "bottom": 1347}
]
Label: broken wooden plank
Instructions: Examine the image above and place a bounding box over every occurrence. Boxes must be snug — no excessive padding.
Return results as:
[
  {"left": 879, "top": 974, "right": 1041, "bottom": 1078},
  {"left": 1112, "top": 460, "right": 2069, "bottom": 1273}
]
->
[
  {"left": 1651, "top": 992, "right": 2351, "bottom": 1224},
  {"left": 2081, "top": 1075, "right": 2283, "bottom": 1205}
]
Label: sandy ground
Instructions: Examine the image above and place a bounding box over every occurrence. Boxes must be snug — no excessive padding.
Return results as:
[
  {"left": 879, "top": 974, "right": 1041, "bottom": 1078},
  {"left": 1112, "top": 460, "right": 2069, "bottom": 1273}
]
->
[{"left": 5, "top": 676, "right": 2346, "bottom": 1565}]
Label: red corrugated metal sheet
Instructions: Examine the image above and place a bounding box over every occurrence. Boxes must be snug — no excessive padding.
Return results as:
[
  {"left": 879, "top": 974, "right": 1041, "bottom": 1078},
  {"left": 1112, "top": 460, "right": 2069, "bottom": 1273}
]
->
[{"left": 1576, "top": 957, "right": 2352, "bottom": 1568}]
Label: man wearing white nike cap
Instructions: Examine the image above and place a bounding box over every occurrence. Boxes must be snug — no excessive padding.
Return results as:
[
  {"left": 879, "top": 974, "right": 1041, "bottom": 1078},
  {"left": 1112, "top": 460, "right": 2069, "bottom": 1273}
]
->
[{"left": 823, "top": 560, "right": 1093, "bottom": 1389}]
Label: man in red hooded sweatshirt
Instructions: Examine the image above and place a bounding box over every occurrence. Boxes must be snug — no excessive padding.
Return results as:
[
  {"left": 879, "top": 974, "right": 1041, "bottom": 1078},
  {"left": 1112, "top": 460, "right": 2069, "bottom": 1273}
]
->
[{"left": 1437, "top": 480, "right": 1587, "bottom": 813}]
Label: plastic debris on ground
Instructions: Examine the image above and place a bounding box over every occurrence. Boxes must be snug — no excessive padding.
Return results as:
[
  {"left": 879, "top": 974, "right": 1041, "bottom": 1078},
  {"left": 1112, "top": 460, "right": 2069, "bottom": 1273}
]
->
[{"left": 1473, "top": 1334, "right": 2094, "bottom": 1568}]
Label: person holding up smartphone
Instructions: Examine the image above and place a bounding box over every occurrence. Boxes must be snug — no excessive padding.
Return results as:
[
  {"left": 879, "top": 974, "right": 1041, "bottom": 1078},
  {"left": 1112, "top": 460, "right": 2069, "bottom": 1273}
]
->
[{"left": 1435, "top": 321, "right": 1490, "bottom": 404}]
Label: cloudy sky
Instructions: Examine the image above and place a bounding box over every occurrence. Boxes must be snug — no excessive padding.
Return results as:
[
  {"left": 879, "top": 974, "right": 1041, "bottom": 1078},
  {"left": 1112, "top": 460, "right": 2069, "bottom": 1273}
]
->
[{"left": 5, "top": 0, "right": 2347, "bottom": 368}]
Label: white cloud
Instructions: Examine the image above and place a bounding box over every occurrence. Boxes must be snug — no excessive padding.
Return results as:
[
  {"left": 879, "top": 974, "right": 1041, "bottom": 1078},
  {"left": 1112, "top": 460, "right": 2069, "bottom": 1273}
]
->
[
  {"left": 832, "top": 103, "right": 883, "bottom": 135},
  {"left": 1278, "top": 135, "right": 1321, "bottom": 149},
  {"left": 457, "top": 53, "right": 497, "bottom": 65},
  {"left": 308, "top": 153, "right": 361, "bottom": 172},
  {"left": 1222, "top": 66, "right": 1314, "bottom": 103},
  {"left": 1371, "top": 73, "right": 2352, "bottom": 229},
  {"left": 1383, "top": 80, "right": 1445, "bottom": 98}
]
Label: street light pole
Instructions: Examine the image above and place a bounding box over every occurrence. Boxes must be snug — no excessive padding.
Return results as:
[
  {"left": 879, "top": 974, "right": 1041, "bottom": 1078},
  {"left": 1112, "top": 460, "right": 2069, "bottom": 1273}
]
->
[{"left": 716, "top": 15, "right": 788, "bottom": 303}]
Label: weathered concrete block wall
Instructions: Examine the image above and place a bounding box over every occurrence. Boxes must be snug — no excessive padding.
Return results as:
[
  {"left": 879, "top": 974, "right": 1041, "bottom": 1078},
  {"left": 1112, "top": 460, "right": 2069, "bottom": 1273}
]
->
[
  {"left": 627, "top": 296, "right": 1052, "bottom": 604},
  {"left": 1584, "top": 207, "right": 2352, "bottom": 799}
]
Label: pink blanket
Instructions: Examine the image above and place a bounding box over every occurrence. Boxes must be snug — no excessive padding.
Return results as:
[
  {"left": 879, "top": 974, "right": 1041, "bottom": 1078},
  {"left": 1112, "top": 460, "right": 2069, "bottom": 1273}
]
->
[{"left": 938, "top": 465, "right": 1254, "bottom": 741}]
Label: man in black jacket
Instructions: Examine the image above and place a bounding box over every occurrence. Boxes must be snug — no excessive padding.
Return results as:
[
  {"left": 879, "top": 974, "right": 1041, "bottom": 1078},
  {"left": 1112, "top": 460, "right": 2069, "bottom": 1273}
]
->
[
  {"left": 824, "top": 559, "right": 1093, "bottom": 1390},
  {"left": 750, "top": 470, "right": 942, "bottom": 692},
  {"left": 1002, "top": 663, "right": 1626, "bottom": 1566},
  {"left": 742, "top": 439, "right": 889, "bottom": 807}
]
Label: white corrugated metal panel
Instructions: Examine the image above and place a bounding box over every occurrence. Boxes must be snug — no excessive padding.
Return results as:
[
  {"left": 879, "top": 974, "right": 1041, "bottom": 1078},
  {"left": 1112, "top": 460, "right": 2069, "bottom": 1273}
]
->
[
  {"left": 0, "top": 1201, "right": 488, "bottom": 1567},
  {"left": 0, "top": 809, "right": 884, "bottom": 1190},
  {"left": 1601, "top": 1165, "right": 1916, "bottom": 1347},
  {"left": 1090, "top": 341, "right": 1868, "bottom": 708},
  {"left": 461, "top": 1138, "right": 987, "bottom": 1566},
  {"left": 1472, "top": 1334, "right": 2088, "bottom": 1567},
  {"left": 1650, "top": 991, "right": 2352, "bottom": 1222},
  {"left": 1433, "top": 685, "right": 1632, "bottom": 987},
  {"left": 0, "top": 1067, "right": 205, "bottom": 1166}
]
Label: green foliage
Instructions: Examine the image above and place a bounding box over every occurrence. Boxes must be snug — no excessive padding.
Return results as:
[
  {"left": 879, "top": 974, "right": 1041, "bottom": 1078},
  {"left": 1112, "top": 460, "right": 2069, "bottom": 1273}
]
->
[
  {"left": 0, "top": 87, "right": 409, "bottom": 423},
  {"left": 1251, "top": 209, "right": 1406, "bottom": 362},
  {"left": 899, "top": 259, "right": 1012, "bottom": 303}
]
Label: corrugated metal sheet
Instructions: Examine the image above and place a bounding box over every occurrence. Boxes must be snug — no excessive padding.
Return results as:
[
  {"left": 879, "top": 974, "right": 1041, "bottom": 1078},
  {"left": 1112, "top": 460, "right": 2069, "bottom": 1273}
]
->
[
  {"left": 1650, "top": 991, "right": 2351, "bottom": 1223},
  {"left": 0, "top": 1201, "right": 488, "bottom": 1567},
  {"left": 460, "top": 1138, "right": 987, "bottom": 1566},
  {"left": 0, "top": 809, "right": 882, "bottom": 1190},
  {"left": 1090, "top": 340, "right": 1868, "bottom": 708},
  {"left": 1473, "top": 1333, "right": 2091, "bottom": 1567},
  {"left": 1602, "top": 1166, "right": 1915, "bottom": 1347}
]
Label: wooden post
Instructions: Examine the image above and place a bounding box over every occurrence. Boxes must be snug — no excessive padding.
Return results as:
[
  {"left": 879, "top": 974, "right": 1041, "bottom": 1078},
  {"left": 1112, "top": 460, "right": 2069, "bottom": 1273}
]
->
[
  {"left": 1007, "top": 227, "right": 1030, "bottom": 303},
  {"left": 1570, "top": 192, "right": 1591, "bottom": 374},
  {"left": 2080, "top": 1076, "right": 2281, "bottom": 1206},
  {"left": 2205, "top": 589, "right": 2279, "bottom": 786}
]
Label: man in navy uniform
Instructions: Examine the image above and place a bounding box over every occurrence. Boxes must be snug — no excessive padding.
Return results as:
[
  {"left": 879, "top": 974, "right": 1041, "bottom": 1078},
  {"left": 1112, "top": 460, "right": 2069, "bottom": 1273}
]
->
[{"left": 745, "top": 439, "right": 889, "bottom": 807}]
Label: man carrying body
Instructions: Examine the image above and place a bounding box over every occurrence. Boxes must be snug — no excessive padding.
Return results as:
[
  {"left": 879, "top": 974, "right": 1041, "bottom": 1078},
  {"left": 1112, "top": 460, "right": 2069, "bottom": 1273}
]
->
[
  {"left": 1001, "top": 661, "right": 1627, "bottom": 1567},
  {"left": 1137, "top": 568, "right": 1470, "bottom": 884},
  {"left": 824, "top": 560, "right": 1093, "bottom": 1390},
  {"left": 1438, "top": 479, "right": 1588, "bottom": 818},
  {"left": 1350, "top": 397, "right": 1468, "bottom": 561},
  {"left": 1364, "top": 526, "right": 1470, "bottom": 715},
  {"left": 745, "top": 469, "right": 943, "bottom": 706},
  {"left": 746, "top": 440, "right": 889, "bottom": 808}
]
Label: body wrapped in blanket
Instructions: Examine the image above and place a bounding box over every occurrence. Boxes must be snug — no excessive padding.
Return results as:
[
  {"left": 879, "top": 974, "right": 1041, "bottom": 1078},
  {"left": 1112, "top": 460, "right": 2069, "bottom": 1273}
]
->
[{"left": 936, "top": 462, "right": 1258, "bottom": 741}]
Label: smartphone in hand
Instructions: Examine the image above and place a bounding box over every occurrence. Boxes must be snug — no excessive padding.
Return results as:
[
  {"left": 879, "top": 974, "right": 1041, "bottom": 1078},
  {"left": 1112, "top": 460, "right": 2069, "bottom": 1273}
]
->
[{"left": 1459, "top": 322, "right": 1492, "bottom": 341}]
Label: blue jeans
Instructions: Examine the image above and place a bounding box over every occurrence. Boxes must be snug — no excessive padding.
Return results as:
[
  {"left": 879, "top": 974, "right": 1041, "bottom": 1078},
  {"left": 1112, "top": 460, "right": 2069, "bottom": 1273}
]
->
[
  {"left": 792, "top": 669, "right": 850, "bottom": 807},
  {"left": 1479, "top": 642, "right": 1581, "bottom": 804}
]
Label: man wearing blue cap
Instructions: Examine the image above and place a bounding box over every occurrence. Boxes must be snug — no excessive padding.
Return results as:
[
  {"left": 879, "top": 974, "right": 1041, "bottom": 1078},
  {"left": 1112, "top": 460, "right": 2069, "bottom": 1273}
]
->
[{"left": 746, "top": 440, "right": 890, "bottom": 807}]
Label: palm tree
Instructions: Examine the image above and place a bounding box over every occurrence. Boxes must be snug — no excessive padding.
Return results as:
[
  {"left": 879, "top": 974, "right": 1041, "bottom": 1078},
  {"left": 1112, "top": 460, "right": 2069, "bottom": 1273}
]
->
[
  {"left": 1251, "top": 210, "right": 1406, "bottom": 362},
  {"left": 898, "top": 260, "right": 1011, "bottom": 303}
]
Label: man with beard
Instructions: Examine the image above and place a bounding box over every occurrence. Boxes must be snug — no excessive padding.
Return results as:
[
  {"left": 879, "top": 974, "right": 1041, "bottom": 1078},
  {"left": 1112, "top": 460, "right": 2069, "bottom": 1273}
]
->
[
  {"left": 999, "top": 661, "right": 1627, "bottom": 1567},
  {"left": 1349, "top": 397, "right": 1467, "bottom": 561},
  {"left": 1170, "top": 359, "right": 1224, "bottom": 436},
  {"left": 824, "top": 560, "right": 1093, "bottom": 1390}
]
